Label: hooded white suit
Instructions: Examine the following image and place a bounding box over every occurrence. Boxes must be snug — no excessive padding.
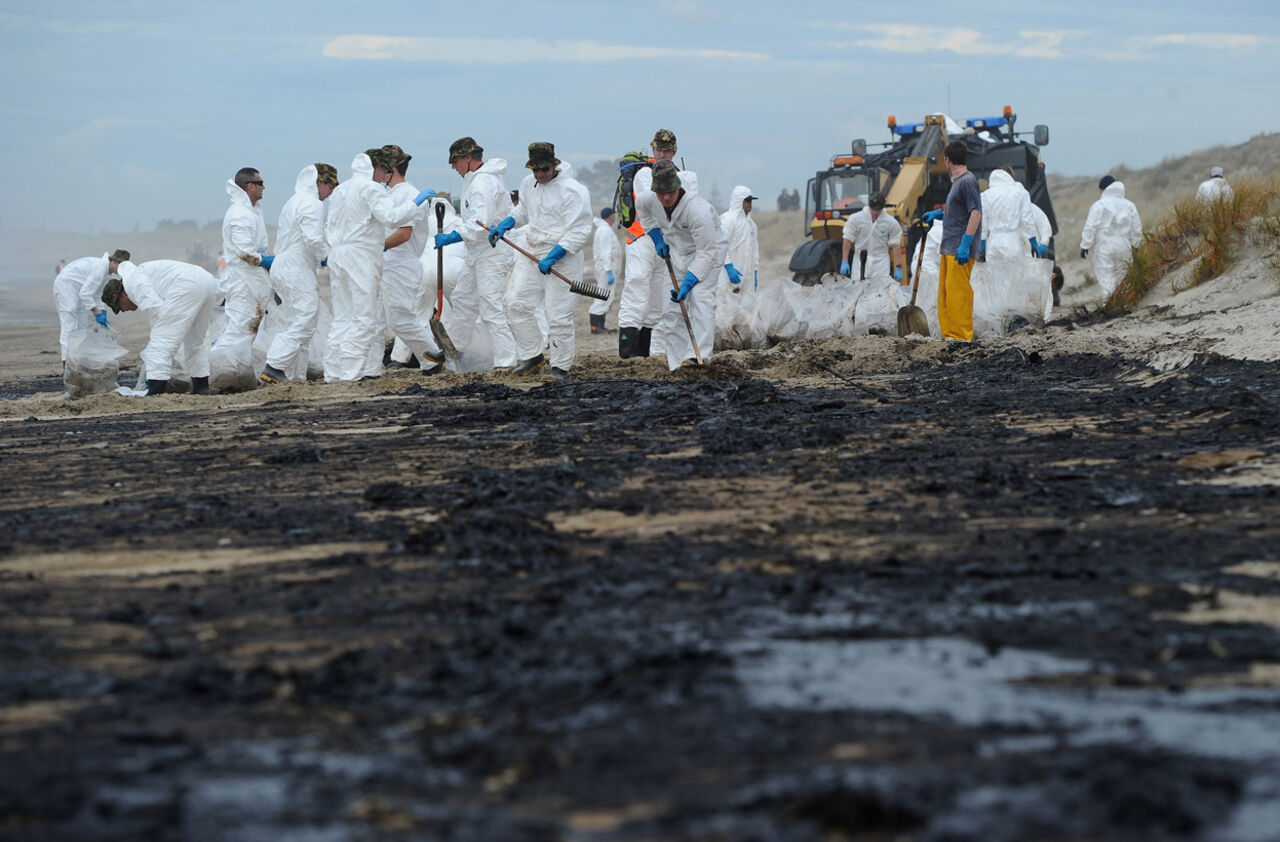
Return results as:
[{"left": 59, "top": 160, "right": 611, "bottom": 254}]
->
[
  {"left": 506, "top": 162, "right": 593, "bottom": 371},
  {"left": 589, "top": 215, "right": 621, "bottom": 317},
  {"left": 719, "top": 185, "right": 759, "bottom": 291},
  {"left": 981, "top": 170, "right": 1040, "bottom": 263},
  {"left": 618, "top": 167, "right": 698, "bottom": 343},
  {"left": 381, "top": 177, "right": 443, "bottom": 367},
  {"left": 120, "top": 260, "right": 219, "bottom": 380},
  {"left": 322, "top": 153, "right": 423, "bottom": 382},
  {"left": 219, "top": 179, "right": 271, "bottom": 344},
  {"left": 52, "top": 255, "right": 112, "bottom": 361},
  {"left": 1081, "top": 181, "right": 1143, "bottom": 298},
  {"left": 456, "top": 157, "right": 519, "bottom": 367},
  {"left": 265, "top": 165, "right": 328, "bottom": 378},
  {"left": 636, "top": 186, "right": 727, "bottom": 370}
]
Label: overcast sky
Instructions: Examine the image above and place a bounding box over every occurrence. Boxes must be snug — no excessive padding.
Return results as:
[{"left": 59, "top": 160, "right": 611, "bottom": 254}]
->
[{"left": 2, "top": 0, "right": 1276, "bottom": 235}]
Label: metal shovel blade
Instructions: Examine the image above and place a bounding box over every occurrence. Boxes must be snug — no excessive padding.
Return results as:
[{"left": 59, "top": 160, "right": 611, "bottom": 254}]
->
[
  {"left": 897, "top": 304, "right": 929, "bottom": 337},
  {"left": 430, "top": 317, "right": 461, "bottom": 361}
]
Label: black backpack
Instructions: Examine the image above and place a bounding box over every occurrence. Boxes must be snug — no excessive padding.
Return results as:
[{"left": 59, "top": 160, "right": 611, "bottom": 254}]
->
[{"left": 613, "top": 151, "right": 651, "bottom": 228}]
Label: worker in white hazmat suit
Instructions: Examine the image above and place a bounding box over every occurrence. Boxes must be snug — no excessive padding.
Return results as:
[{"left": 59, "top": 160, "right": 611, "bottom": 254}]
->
[
  {"left": 219, "top": 167, "right": 272, "bottom": 345},
  {"left": 389, "top": 195, "right": 466, "bottom": 367},
  {"left": 840, "top": 192, "right": 902, "bottom": 286},
  {"left": 589, "top": 206, "right": 621, "bottom": 333},
  {"left": 373, "top": 144, "right": 445, "bottom": 376},
  {"left": 434, "top": 137, "right": 519, "bottom": 368},
  {"left": 101, "top": 260, "right": 219, "bottom": 396},
  {"left": 488, "top": 141, "right": 593, "bottom": 381},
  {"left": 636, "top": 160, "right": 727, "bottom": 370},
  {"left": 1196, "top": 166, "right": 1234, "bottom": 204},
  {"left": 260, "top": 163, "right": 336, "bottom": 384},
  {"left": 617, "top": 128, "right": 696, "bottom": 359},
  {"left": 322, "top": 149, "right": 436, "bottom": 382},
  {"left": 1080, "top": 180, "right": 1143, "bottom": 299},
  {"left": 719, "top": 185, "right": 759, "bottom": 293},
  {"left": 982, "top": 169, "right": 1042, "bottom": 262},
  {"left": 53, "top": 248, "right": 130, "bottom": 364}
]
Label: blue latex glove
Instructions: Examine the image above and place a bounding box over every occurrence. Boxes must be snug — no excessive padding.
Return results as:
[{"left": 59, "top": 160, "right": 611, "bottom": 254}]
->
[
  {"left": 957, "top": 234, "right": 973, "bottom": 265},
  {"left": 726, "top": 263, "right": 743, "bottom": 285},
  {"left": 980, "top": 239, "right": 986, "bottom": 256},
  {"left": 894, "top": 266, "right": 903, "bottom": 282},
  {"left": 489, "top": 216, "right": 515, "bottom": 247},
  {"left": 754, "top": 270, "right": 758, "bottom": 290},
  {"left": 649, "top": 229, "right": 669, "bottom": 259},
  {"left": 259, "top": 254, "right": 274, "bottom": 271},
  {"left": 435, "top": 230, "right": 463, "bottom": 249},
  {"left": 922, "top": 208, "right": 945, "bottom": 222},
  {"left": 320, "top": 258, "right": 327, "bottom": 268},
  {"left": 538, "top": 244, "right": 567, "bottom": 275},
  {"left": 1031, "top": 238, "right": 1047, "bottom": 258},
  {"left": 671, "top": 270, "right": 699, "bottom": 302},
  {"left": 94, "top": 310, "right": 110, "bottom": 327},
  {"left": 606, "top": 270, "right": 615, "bottom": 285},
  {"left": 413, "top": 188, "right": 436, "bottom": 206},
  {"left": 840, "top": 259, "right": 851, "bottom": 276}
]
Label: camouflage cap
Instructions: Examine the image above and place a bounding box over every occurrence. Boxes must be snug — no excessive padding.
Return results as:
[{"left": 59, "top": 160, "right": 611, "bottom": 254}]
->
[
  {"left": 108, "top": 248, "right": 131, "bottom": 263},
  {"left": 315, "top": 163, "right": 339, "bottom": 185},
  {"left": 651, "top": 128, "right": 677, "bottom": 152},
  {"left": 448, "top": 136, "right": 482, "bottom": 163},
  {"left": 867, "top": 191, "right": 886, "bottom": 210},
  {"left": 650, "top": 160, "right": 681, "bottom": 192},
  {"left": 101, "top": 276, "right": 125, "bottom": 314},
  {"left": 525, "top": 141, "right": 560, "bottom": 170},
  {"left": 380, "top": 144, "right": 411, "bottom": 169},
  {"left": 365, "top": 147, "right": 395, "bottom": 171}
]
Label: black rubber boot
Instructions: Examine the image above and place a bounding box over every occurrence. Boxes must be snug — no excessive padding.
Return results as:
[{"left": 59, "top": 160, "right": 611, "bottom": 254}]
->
[
  {"left": 637, "top": 327, "right": 652, "bottom": 358},
  {"left": 191, "top": 376, "right": 210, "bottom": 396},
  {"left": 618, "top": 327, "right": 638, "bottom": 359},
  {"left": 146, "top": 379, "right": 169, "bottom": 396},
  {"left": 590, "top": 313, "right": 605, "bottom": 334}
]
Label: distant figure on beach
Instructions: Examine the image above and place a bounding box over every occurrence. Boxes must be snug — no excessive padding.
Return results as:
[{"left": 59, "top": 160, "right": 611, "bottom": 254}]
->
[
  {"left": 1196, "top": 166, "right": 1234, "bottom": 204},
  {"left": 1080, "top": 178, "right": 1143, "bottom": 300},
  {"left": 54, "top": 259, "right": 66, "bottom": 278}
]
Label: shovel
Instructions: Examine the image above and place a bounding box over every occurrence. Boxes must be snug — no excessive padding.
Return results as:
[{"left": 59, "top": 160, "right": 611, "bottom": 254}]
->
[
  {"left": 476, "top": 222, "right": 610, "bottom": 301},
  {"left": 896, "top": 236, "right": 930, "bottom": 338},
  {"left": 430, "top": 201, "right": 461, "bottom": 361},
  {"left": 662, "top": 254, "right": 704, "bottom": 366}
]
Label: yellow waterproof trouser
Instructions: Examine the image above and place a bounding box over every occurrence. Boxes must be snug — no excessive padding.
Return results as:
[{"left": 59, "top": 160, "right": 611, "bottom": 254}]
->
[{"left": 938, "top": 255, "right": 975, "bottom": 341}]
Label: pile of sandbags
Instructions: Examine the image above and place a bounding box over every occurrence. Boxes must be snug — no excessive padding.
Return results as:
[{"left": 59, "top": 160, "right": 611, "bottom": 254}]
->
[{"left": 63, "top": 326, "right": 127, "bottom": 398}]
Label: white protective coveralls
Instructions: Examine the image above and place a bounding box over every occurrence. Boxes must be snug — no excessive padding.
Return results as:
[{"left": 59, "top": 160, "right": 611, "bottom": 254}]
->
[
  {"left": 322, "top": 153, "right": 423, "bottom": 382},
  {"left": 636, "top": 187, "right": 728, "bottom": 370},
  {"left": 382, "top": 179, "right": 443, "bottom": 366},
  {"left": 982, "top": 170, "right": 1039, "bottom": 262},
  {"left": 841, "top": 206, "right": 902, "bottom": 285},
  {"left": 390, "top": 197, "right": 467, "bottom": 365},
  {"left": 456, "top": 158, "right": 519, "bottom": 367},
  {"left": 120, "top": 260, "right": 219, "bottom": 380},
  {"left": 617, "top": 166, "right": 699, "bottom": 337},
  {"left": 1196, "top": 176, "right": 1234, "bottom": 204},
  {"left": 1081, "top": 181, "right": 1143, "bottom": 298},
  {"left": 53, "top": 255, "right": 111, "bottom": 360},
  {"left": 589, "top": 216, "right": 621, "bottom": 318},
  {"left": 718, "top": 185, "right": 759, "bottom": 293},
  {"left": 219, "top": 179, "right": 271, "bottom": 344},
  {"left": 265, "top": 165, "right": 327, "bottom": 379},
  {"left": 506, "top": 162, "right": 593, "bottom": 371}
]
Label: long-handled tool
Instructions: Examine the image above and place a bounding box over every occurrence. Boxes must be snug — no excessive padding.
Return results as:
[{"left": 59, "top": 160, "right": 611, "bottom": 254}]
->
[
  {"left": 430, "top": 201, "right": 460, "bottom": 360},
  {"left": 662, "top": 255, "right": 703, "bottom": 366},
  {"left": 475, "top": 221, "right": 609, "bottom": 301},
  {"left": 896, "top": 233, "right": 930, "bottom": 338}
]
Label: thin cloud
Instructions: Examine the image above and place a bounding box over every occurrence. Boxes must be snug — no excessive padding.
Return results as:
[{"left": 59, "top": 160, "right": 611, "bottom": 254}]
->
[
  {"left": 833, "top": 24, "right": 1086, "bottom": 59},
  {"left": 53, "top": 117, "right": 141, "bottom": 150},
  {"left": 1128, "top": 32, "right": 1280, "bottom": 52},
  {"left": 322, "top": 34, "right": 767, "bottom": 63}
]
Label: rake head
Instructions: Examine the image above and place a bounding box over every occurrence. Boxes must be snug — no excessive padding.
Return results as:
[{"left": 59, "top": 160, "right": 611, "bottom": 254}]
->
[{"left": 569, "top": 281, "right": 611, "bottom": 301}]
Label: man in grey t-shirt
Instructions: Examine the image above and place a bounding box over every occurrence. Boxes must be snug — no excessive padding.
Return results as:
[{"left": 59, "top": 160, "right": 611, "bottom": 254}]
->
[{"left": 936, "top": 140, "right": 983, "bottom": 340}]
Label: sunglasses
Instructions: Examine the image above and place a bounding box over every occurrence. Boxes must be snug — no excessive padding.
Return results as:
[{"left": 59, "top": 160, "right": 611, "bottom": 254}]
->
[
  {"left": 247, "top": 180, "right": 264, "bottom": 187},
  {"left": 532, "top": 166, "right": 553, "bottom": 173}
]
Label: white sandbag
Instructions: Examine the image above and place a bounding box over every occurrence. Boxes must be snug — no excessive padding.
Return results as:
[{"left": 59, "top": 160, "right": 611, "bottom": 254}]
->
[
  {"left": 853, "top": 281, "right": 898, "bottom": 336},
  {"left": 971, "top": 258, "right": 1053, "bottom": 337},
  {"left": 64, "top": 326, "right": 126, "bottom": 398},
  {"left": 209, "top": 336, "right": 257, "bottom": 393}
]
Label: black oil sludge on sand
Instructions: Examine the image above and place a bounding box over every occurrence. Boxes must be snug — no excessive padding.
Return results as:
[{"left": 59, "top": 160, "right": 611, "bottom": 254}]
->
[{"left": 2, "top": 347, "right": 1278, "bottom": 841}]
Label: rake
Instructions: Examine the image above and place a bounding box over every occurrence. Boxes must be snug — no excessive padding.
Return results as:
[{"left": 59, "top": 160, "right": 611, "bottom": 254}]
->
[{"left": 475, "top": 221, "right": 610, "bottom": 301}]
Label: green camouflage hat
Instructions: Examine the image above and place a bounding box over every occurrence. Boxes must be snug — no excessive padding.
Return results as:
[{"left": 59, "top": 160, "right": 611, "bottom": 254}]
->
[
  {"left": 867, "top": 191, "right": 886, "bottom": 209},
  {"left": 101, "top": 276, "right": 125, "bottom": 314},
  {"left": 380, "top": 144, "right": 411, "bottom": 169},
  {"left": 651, "top": 128, "right": 677, "bottom": 152},
  {"left": 448, "top": 136, "right": 482, "bottom": 163},
  {"left": 315, "top": 163, "right": 339, "bottom": 185},
  {"left": 108, "top": 248, "right": 131, "bottom": 263},
  {"left": 365, "top": 147, "right": 394, "bottom": 170},
  {"left": 525, "top": 141, "right": 560, "bottom": 170},
  {"left": 650, "top": 160, "right": 681, "bottom": 192}
]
